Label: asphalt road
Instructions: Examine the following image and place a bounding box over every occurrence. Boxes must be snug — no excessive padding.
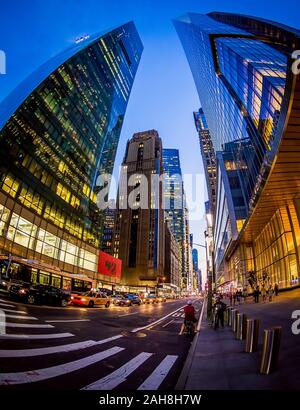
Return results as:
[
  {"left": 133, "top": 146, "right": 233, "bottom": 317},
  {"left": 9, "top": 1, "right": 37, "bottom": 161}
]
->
[{"left": 0, "top": 294, "right": 203, "bottom": 390}]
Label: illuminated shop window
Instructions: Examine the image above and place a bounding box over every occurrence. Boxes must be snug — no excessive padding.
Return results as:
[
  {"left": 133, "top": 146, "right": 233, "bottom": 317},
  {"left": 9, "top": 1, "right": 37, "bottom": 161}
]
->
[{"left": 0, "top": 204, "right": 10, "bottom": 235}]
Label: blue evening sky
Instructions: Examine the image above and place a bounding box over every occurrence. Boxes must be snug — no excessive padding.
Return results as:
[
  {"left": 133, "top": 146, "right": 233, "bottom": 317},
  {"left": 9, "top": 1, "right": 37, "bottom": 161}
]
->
[{"left": 0, "top": 0, "right": 299, "bottom": 279}]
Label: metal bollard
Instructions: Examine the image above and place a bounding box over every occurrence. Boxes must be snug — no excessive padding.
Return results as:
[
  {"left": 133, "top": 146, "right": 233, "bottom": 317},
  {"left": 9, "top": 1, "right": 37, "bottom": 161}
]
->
[
  {"left": 236, "top": 313, "right": 242, "bottom": 339},
  {"left": 226, "top": 307, "right": 233, "bottom": 326},
  {"left": 260, "top": 327, "right": 282, "bottom": 374},
  {"left": 244, "top": 319, "right": 259, "bottom": 352},
  {"left": 231, "top": 309, "right": 238, "bottom": 332}
]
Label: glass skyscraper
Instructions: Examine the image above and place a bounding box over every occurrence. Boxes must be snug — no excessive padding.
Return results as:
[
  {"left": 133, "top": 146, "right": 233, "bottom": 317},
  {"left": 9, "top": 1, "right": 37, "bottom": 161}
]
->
[
  {"left": 194, "top": 109, "right": 217, "bottom": 215},
  {"left": 175, "top": 13, "right": 300, "bottom": 291},
  {"left": 0, "top": 22, "right": 143, "bottom": 282},
  {"left": 162, "top": 149, "right": 185, "bottom": 286}
]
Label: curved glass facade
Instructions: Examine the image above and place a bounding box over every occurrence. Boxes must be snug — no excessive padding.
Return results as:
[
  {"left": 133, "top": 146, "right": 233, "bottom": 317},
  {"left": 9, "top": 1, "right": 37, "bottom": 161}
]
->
[
  {"left": 175, "top": 12, "right": 300, "bottom": 290},
  {"left": 0, "top": 22, "right": 143, "bottom": 276}
]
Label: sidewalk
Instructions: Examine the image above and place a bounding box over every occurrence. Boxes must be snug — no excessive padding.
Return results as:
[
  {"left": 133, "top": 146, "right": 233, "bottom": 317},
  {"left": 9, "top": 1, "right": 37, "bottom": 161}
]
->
[{"left": 183, "top": 288, "right": 300, "bottom": 390}]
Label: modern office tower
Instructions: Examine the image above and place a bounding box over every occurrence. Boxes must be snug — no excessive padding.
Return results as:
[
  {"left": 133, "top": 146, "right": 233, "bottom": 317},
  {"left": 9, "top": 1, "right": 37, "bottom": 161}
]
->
[
  {"left": 175, "top": 12, "right": 300, "bottom": 291},
  {"left": 101, "top": 199, "right": 116, "bottom": 255},
  {"left": 0, "top": 22, "right": 143, "bottom": 284},
  {"left": 162, "top": 148, "right": 185, "bottom": 285},
  {"left": 194, "top": 109, "right": 217, "bottom": 215},
  {"left": 164, "top": 223, "right": 181, "bottom": 294},
  {"left": 113, "top": 130, "right": 165, "bottom": 290},
  {"left": 192, "top": 248, "right": 198, "bottom": 272},
  {"left": 182, "top": 203, "right": 193, "bottom": 291}
]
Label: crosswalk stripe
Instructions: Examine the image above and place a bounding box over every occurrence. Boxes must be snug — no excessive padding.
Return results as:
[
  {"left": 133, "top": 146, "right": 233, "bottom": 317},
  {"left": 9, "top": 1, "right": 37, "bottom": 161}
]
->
[
  {"left": 5, "top": 315, "right": 38, "bottom": 321},
  {"left": 0, "top": 322, "right": 53, "bottom": 328},
  {"left": 82, "top": 352, "right": 153, "bottom": 390},
  {"left": 0, "top": 308, "right": 28, "bottom": 314},
  {"left": 0, "top": 346, "right": 124, "bottom": 385},
  {"left": 138, "top": 355, "right": 178, "bottom": 390},
  {"left": 0, "top": 334, "right": 123, "bottom": 358},
  {"left": 0, "top": 302, "right": 15, "bottom": 308},
  {"left": 45, "top": 319, "right": 90, "bottom": 323},
  {"left": 0, "top": 332, "right": 74, "bottom": 340}
]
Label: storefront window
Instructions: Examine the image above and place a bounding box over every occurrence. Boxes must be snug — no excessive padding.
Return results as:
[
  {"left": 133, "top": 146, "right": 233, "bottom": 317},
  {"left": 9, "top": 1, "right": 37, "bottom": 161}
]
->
[
  {"left": 39, "top": 271, "right": 50, "bottom": 285},
  {"left": 51, "top": 274, "right": 61, "bottom": 288}
]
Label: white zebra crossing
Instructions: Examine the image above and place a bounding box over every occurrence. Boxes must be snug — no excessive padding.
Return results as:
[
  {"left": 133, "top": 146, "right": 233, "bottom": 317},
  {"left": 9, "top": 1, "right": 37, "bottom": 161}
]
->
[
  {"left": 82, "top": 352, "right": 153, "bottom": 390},
  {"left": 0, "top": 335, "right": 123, "bottom": 358},
  {"left": 0, "top": 322, "right": 53, "bottom": 328},
  {"left": 0, "top": 346, "right": 124, "bottom": 385},
  {"left": 138, "top": 355, "right": 178, "bottom": 390},
  {"left": 0, "top": 332, "right": 74, "bottom": 340},
  {"left": 5, "top": 314, "right": 38, "bottom": 321},
  {"left": 0, "top": 308, "right": 28, "bottom": 314},
  {"left": 0, "top": 302, "right": 15, "bottom": 308}
]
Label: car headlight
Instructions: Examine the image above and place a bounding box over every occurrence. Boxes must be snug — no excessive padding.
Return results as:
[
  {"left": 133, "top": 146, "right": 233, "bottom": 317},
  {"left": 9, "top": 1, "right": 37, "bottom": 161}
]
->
[{"left": 81, "top": 298, "right": 86, "bottom": 302}]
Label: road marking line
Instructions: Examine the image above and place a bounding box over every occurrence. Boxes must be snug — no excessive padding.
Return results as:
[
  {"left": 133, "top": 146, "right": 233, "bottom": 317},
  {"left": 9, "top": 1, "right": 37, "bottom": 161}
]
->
[
  {"left": 1, "top": 308, "right": 28, "bottom": 314},
  {"left": 138, "top": 355, "right": 178, "bottom": 390},
  {"left": 0, "top": 334, "right": 123, "bottom": 358},
  {"left": 82, "top": 352, "right": 153, "bottom": 390},
  {"left": 117, "top": 312, "right": 139, "bottom": 318},
  {"left": 5, "top": 315, "right": 38, "bottom": 321},
  {"left": 45, "top": 319, "right": 90, "bottom": 323},
  {"left": 0, "top": 333, "right": 74, "bottom": 340},
  {"left": 0, "top": 346, "right": 124, "bottom": 385},
  {"left": 0, "top": 322, "right": 53, "bottom": 329},
  {"left": 132, "top": 305, "right": 185, "bottom": 333},
  {"left": 0, "top": 302, "right": 15, "bottom": 308},
  {"left": 162, "top": 320, "right": 174, "bottom": 328}
]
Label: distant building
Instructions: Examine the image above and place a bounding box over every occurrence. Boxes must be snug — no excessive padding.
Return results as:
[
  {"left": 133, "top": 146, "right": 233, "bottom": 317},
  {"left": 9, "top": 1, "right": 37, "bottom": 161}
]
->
[
  {"left": 192, "top": 248, "right": 198, "bottom": 272},
  {"left": 162, "top": 148, "right": 185, "bottom": 287},
  {"left": 164, "top": 223, "right": 181, "bottom": 292},
  {"left": 113, "top": 130, "right": 165, "bottom": 291},
  {"left": 101, "top": 200, "right": 116, "bottom": 255}
]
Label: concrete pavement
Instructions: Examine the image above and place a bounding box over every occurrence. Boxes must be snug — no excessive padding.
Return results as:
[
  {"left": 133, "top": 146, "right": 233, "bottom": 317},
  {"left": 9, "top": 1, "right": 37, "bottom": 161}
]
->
[{"left": 181, "top": 288, "right": 300, "bottom": 390}]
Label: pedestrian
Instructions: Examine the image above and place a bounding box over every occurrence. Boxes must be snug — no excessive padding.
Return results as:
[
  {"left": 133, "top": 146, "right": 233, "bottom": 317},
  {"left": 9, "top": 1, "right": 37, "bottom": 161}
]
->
[
  {"left": 229, "top": 292, "right": 233, "bottom": 306},
  {"left": 254, "top": 286, "right": 260, "bottom": 303},
  {"left": 261, "top": 285, "right": 267, "bottom": 303},
  {"left": 243, "top": 288, "right": 248, "bottom": 303},
  {"left": 236, "top": 290, "right": 240, "bottom": 305},
  {"left": 233, "top": 292, "right": 236, "bottom": 305},
  {"left": 268, "top": 285, "right": 274, "bottom": 302},
  {"left": 213, "top": 297, "right": 226, "bottom": 329},
  {"left": 274, "top": 283, "right": 279, "bottom": 296}
]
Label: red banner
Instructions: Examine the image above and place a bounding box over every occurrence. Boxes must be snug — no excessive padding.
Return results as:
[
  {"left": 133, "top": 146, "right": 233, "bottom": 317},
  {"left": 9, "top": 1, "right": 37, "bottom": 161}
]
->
[{"left": 98, "top": 251, "right": 122, "bottom": 279}]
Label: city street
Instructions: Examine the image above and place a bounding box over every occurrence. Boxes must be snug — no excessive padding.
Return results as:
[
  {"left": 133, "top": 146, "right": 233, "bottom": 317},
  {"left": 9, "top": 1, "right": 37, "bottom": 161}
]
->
[{"left": 0, "top": 296, "right": 203, "bottom": 390}]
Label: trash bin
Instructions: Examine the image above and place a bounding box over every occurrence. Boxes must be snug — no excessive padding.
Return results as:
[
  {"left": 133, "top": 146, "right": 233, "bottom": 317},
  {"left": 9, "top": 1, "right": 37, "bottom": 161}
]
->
[
  {"left": 245, "top": 319, "right": 259, "bottom": 352},
  {"left": 260, "top": 326, "right": 282, "bottom": 374}
]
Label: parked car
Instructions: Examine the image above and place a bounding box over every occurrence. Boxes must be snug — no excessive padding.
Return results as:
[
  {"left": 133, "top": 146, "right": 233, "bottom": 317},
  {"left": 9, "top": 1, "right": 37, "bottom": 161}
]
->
[
  {"left": 113, "top": 295, "right": 132, "bottom": 306},
  {"left": 9, "top": 283, "right": 71, "bottom": 307},
  {"left": 0, "top": 275, "right": 12, "bottom": 291},
  {"left": 71, "top": 291, "right": 111, "bottom": 308}
]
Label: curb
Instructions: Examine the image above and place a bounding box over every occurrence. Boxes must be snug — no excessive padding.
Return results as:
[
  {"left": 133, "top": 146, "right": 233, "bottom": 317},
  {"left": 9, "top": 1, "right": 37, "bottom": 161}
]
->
[{"left": 175, "top": 297, "right": 206, "bottom": 390}]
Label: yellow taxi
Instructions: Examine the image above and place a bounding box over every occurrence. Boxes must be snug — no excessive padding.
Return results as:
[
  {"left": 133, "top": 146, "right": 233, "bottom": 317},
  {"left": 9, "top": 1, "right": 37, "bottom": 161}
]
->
[{"left": 71, "top": 291, "right": 111, "bottom": 308}]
